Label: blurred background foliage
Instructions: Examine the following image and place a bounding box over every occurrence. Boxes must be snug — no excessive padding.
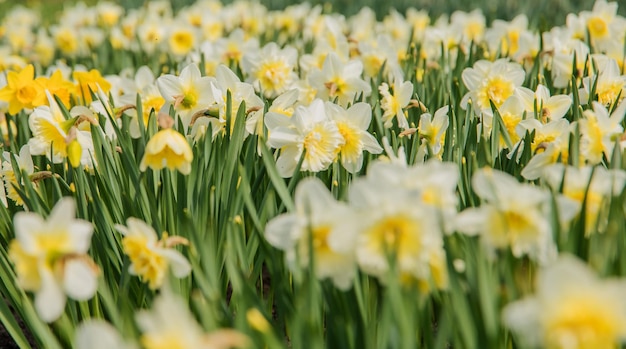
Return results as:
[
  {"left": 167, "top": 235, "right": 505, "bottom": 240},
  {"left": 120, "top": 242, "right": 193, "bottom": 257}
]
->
[{"left": 1, "top": 0, "right": 625, "bottom": 29}]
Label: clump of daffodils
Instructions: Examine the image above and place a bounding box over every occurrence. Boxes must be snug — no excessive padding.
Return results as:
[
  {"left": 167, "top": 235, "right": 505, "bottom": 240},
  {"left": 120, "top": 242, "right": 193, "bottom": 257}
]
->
[
  {"left": 265, "top": 99, "right": 382, "bottom": 177},
  {"left": 115, "top": 217, "right": 191, "bottom": 290},
  {"left": 8, "top": 197, "right": 99, "bottom": 322}
]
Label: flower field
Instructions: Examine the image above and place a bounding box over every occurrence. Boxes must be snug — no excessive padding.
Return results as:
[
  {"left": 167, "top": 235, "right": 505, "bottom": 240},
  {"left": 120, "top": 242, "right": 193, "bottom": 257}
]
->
[{"left": 0, "top": 0, "right": 625, "bottom": 348}]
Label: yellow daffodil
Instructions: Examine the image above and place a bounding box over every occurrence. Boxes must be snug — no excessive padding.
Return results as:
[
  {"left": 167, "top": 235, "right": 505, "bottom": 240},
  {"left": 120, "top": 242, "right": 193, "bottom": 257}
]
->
[
  {"left": 139, "top": 128, "right": 193, "bottom": 175},
  {"left": 35, "top": 69, "right": 76, "bottom": 107},
  {"left": 73, "top": 69, "right": 112, "bottom": 104},
  {"left": 0, "top": 64, "right": 45, "bottom": 114}
]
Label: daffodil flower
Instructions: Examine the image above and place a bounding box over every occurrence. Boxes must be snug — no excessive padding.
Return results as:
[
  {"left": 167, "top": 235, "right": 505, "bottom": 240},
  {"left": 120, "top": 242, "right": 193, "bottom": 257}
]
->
[
  {"left": 308, "top": 52, "right": 371, "bottom": 106},
  {"left": 379, "top": 76, "right": 414, "bottom": 129},
  {"left": 136, "top": 287, "right": 249, "bottom": 349},
  {"left": 139, "top": 128, "right": 194, "bottom": 175},
  {"left": 156, "top": 64, "right": 216, "bottom": 129},
  {"left": 0, "top": 64, "right": 44, "bottom": 114},
  {"left": 265, "top": 99, "right": 344, "bottom": 177},
  {"left": 579, "top": 99, "right": 625, "bottom": 164},
  {"left": 8, "top": 197, "right": 98, "bottom": 322},
  {"left": 115, "top": 218, "right": 191, "bottom": 289},
  {"left": 541, "top": 164, "right": 626, "bottom": 235},
  {"left": 264, "top": 177, "right": 356, "bottom": 290},
  {"left": 325, "top": 101, "right": 382, "bottom": 173},
  {"left": 503, "top": 255, "right": 626, "bottom": 348},
  {"left": 342, "top": 164, "right": 448, "bottom": 291},
  {"left": 241, "top": 42, "right": 299, "bottom": 99},
  {"left": 461, "top": 59, "right": 525, "bottom": 114},
  {"left": 455, "top": 168, "right": 557, "bottom": 263}
]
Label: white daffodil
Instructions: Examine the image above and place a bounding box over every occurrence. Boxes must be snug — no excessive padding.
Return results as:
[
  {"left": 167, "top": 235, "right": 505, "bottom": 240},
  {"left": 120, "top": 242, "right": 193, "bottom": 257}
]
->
[
  {"left": 515, "top": 84, "right": 572, "bottom": 122},
  {"left": 357, "top": 34, "right": 401, "bottom": 79},
  {"left": 241, "top": 42, "right": 298, "bottom": 99},
  {"left": 136, "top": 287, "right": 249, "bottom": 349},
  {"left": 455, "top": 168, "right": 556, "bottom": 263},
  {"left": 308, "top": 52, "right": 371, "bottom": 106},
  {"left": 579, "top": 100, "right": 625, "bottom": 164},
  {"left": 367, "top": 159, "right": 459, "bottom": 235},
  {"left": 9, "top": 197, "right": 98, "bottom": 322},
  {"left": 202, "top": 65, "right": 264, "bottom": 138},
  {"left": 342, "top": 169, "right": 448, "bottom": 291},
  {"left": 115, "top": 217, "right": 191, "bottom": 290},
  {"left": 503, "top": 255, "right": 626, "bottom": 349},
  {"left": 324, "top": 101, "right": 382, "bottom": 173},
  {"left": 521, "top": 120, "right": 575, "bottom": 180},
  {"left": 28, "top": 91, "right": 95, "bottom": 167},
  {"left": 379, "top": 76, "right": 414, "bottom": 129},
  {"left": 580, "top": 0, "right": 622, "bottom": 51},
  {"left": 484, "top": 15, "right": 537, "bottom": 61},
  {"left": 264, "top": 178, "right": 356, "bottom": 290},
  {"left": 461, "top": 59, "right": 525, "bottom": 115},
  {"left": 580, "top": 56, "right": 626, "bottom": 106},
  {"left": 549, "top": 39, "right": 589, "bottom": 89},
  {"left": 118, "top": 66, "right": 165, "bottom": 138},
  {"left": 418, "top": 105, "right": 450, "bottom": 158},
  {"left": 245, "top": 89, "right": 299, "bottom": 151},
  {"left": 156, "top": 64, "right": 216, "bottom": 129},
  {"left": 265, "top": 99, "right": 344, "bottom": 178}
]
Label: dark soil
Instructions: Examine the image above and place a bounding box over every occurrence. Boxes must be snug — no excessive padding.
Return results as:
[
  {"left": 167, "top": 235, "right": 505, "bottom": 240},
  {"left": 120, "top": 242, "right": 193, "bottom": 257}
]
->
[{"left": 0, "top": 323, "right": 21, "bottom": 349}]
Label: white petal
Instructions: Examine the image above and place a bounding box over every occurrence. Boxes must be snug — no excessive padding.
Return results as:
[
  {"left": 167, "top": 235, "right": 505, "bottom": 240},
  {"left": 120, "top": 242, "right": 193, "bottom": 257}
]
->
[
  {"left": 160, "top": 249, "right": 191, "bottom": 278},
  {"left": 454, "top": 208, "right": 486, "bottom": 236},
  {"left": 348, "top": 102, "right": 372, "bottom": 130},
  {"left": 275, "top": 147, "right": 301, "bottom": 178},
  {"left": 48, "top": 197, "right": 76, "bottom": 224},
  {"left": 156, "top": 75, "right": 183, "bottom": 102},
  {"left": 14, "top": 213, "right": 45, "bottom": 252},
  {"left": 70, "top": 221, "right": 95, "bottom": 254},
  {"left": 179, "top": 64, "right": 201, "bottom": 87},
  {"left": 75, "top": 320, "right": 128, "bottom": 349},
  {"left": 264, "top": 214, "right": 299, "bottom": 250},
  {"left": 135, "top": 66, "right": 156, "bottom": 89},
  {"left": 267, "top": 127, "right": 300, "bottom": 149},
  {"left": 63, "top": 259, "right": 98, "bottom": 301},
  {"left": 361, "top": 132, "right": 383, "bottom": 154},
  {"left": 35, "top": 269, "right": 66, "bottom": 323}
]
